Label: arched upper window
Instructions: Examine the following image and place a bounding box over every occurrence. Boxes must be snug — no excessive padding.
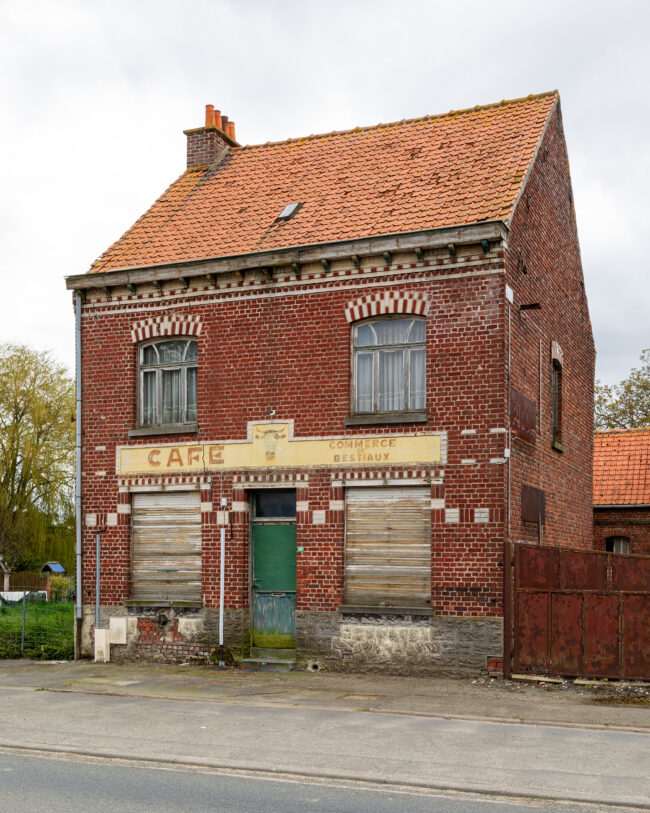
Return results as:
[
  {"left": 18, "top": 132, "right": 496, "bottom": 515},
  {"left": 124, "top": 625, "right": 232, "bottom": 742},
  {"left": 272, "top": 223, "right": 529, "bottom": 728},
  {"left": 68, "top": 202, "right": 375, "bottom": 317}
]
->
[
  {"left": 352, "top": 317, "right": 426, "bottom": 414},
  {"left": 138, "top": 339, "right": 197, "bottom": 427}
]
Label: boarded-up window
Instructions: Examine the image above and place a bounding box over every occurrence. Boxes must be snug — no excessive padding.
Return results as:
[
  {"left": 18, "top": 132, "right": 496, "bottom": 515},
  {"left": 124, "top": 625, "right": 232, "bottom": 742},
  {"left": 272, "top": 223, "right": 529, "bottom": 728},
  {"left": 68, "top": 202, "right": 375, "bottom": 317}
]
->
[
  {"left": 510, "top": 387, "right": 537, "bottom": 444},
  {"left": 344, "top": 486, "right": 431, "bottom": 607},
  {"left": 521, "top": 485, "right": 546, "bottom": 525},
  {"left": 131, "top": 491, "right": 201, "bottom": 601}
]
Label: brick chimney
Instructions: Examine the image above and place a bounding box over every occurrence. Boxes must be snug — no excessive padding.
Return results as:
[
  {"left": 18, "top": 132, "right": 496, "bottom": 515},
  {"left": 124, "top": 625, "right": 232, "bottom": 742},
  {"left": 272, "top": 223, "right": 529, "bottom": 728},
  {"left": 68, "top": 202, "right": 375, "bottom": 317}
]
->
[{"left": 184, "top": 104, "right": 239, "bottom": 168}]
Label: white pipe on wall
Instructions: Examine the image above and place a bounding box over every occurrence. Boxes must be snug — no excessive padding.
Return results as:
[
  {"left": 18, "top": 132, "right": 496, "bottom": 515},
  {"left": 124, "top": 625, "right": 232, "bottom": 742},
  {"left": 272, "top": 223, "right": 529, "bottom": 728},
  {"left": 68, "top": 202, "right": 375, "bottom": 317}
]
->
[
  {"left": 219, "top": 496, "right": 227, "bottom": 666},
  {"left": 74, "top": 292, "right": 83, "bottom": 658}
]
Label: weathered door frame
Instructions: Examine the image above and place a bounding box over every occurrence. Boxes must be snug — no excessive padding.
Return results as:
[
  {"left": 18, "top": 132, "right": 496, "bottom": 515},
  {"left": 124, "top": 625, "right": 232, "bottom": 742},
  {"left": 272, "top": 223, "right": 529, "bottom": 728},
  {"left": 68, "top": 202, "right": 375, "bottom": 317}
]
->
[{"left": 249, "top": 489, "right": 297, "bottom": 648}]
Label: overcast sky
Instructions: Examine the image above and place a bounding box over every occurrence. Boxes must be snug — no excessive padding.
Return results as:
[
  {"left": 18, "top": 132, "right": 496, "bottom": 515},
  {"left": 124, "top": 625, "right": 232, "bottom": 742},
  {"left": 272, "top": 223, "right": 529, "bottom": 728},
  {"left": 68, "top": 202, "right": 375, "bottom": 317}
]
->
[{"left": 0, "top": 0, "right": 648, "bottom": 385}]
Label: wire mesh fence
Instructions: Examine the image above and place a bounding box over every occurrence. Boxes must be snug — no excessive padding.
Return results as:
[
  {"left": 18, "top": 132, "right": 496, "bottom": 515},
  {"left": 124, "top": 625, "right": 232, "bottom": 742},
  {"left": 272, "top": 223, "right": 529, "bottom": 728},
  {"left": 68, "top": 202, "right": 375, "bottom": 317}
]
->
[{"left": 0, "top": 576, "right": 74, "bottom": 660}]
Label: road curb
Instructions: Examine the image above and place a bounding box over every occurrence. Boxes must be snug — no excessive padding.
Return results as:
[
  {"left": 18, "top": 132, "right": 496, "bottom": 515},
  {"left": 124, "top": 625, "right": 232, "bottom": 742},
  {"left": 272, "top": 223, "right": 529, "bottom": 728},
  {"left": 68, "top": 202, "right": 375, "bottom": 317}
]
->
[
  {"left": 1, "top": 741, "right": 648, "bottom": 811},
  {"left": 29, "top": 685, "right": 650, "bottom": 735}
]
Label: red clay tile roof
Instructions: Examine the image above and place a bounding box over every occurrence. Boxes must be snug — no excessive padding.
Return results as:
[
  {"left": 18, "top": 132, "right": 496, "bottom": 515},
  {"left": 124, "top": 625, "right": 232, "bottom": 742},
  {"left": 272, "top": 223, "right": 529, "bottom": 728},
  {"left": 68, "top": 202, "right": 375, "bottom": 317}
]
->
[
  {"left": 594, "top": 428, "right": 650, "bottom": 506},
  {"left": 89, "top": 91, "right": 558, "bottom": 274}
]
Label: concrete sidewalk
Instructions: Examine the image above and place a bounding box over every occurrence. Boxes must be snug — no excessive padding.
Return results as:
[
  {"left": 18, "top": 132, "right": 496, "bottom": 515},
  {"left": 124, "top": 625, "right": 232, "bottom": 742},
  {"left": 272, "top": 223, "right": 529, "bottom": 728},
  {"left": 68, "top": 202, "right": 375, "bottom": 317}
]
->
[
  {"left": 1, "top": 661, "right": 649, "bottom": 808},
  {"left": 0, "top": 659, "right": 648, "bottom": 731}
]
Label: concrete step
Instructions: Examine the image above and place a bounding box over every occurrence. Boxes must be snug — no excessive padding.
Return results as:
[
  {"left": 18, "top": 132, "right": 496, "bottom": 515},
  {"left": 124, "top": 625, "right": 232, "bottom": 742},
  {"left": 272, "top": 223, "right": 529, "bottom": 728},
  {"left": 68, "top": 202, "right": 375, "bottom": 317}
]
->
[
  {"left": 240, "top": 657, "right": 295, "bottom": 673},
  {"left": 249, "top": 647, "right": 295, "bottom": 661}
]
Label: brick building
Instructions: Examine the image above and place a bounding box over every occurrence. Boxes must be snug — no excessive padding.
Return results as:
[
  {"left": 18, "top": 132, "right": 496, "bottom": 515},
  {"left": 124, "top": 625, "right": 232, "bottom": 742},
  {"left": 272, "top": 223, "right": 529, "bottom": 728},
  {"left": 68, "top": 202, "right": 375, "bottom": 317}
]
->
[
  {"left": 66, "top": 91, "right": 594, "bottom": 674},
  {"left": 594, "top": 428, "right": 650, "bottom": 556}
]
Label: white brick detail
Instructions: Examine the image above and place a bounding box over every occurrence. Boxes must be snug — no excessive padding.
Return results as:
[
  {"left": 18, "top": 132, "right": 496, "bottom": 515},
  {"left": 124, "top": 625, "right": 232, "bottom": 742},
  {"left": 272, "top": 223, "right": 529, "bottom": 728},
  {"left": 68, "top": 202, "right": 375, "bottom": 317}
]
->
[
  {"left": 85, "top": 513, "right": 97, "bottom": 527},
  {"left": 95, "top": 445, "right": 107, "bottom": 451},
  {"left": 200, "top": 502, "right": 213, "bottom": 513},
  {"left": 95, "top": 471, "right": 106, "bottom": 477},
  {"left": 474, "top": 508, "right": 490, "bottom": 523},
  {"left": 461, "top": 459, "right": 476, "bottom": 465},
  {"left": 296, "top": 501, "right": 309, "bottom": 513},
  {"left": 489, "top": 427, "right": 506, "bottom": 434},
  {"left": 117, "top": 504, "right": 131, "bottom": 514},
  {"left": 106, "top": 513, "right": 118, "bottom": 527},
  {"left": 312, "top": 509, "right": 326, "bottom": 525},
  {"left": 460, "top": 429, "right": 476, "bottom": 436},
  {"left": 344, "top": 291, "right": 430, "bottom": 323},
  {"left": 216, "top": 511, "right": 229, "bottom": 525},
  {"left": 445, "top": 508, "right": 460, "bottom": 524},
  {"left": 329, "top": 500, "right": 344, "bottom": 511},
  {"left": 430, "top": 498, "right": 445, "bottom": 510},
  {"left": 232, "top": 501, "right": 248, "bottom": 512},
  {"left": 131, "top": 313, "right": 202, "bottom": 343},
  {"left": 490, "top": 457, "right": 507, "bottom": 464}
]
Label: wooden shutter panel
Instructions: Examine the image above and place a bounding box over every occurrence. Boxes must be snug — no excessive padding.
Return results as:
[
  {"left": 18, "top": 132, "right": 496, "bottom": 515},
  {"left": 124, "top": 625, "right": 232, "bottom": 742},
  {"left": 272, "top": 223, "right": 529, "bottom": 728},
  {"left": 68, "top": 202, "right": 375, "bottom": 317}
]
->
[
  {"left": 344, "top": 487, "right": 431, "bottom": 607},
  {"left": 131, "top": 491, "right": 201, "bottom": 601}
]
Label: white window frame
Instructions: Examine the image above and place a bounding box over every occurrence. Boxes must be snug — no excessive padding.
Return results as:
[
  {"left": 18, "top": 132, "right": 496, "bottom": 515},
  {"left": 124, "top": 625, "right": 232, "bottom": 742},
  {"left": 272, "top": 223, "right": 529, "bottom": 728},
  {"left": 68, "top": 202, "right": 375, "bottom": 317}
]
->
[
  {"left": 351, "top": 316, "right": 426, "bottom": 415},
  {"left": 138, "top": 338, "right": 198, "bottom": 428},
  {"left": 605, "top": 536, "right": 630, "bottom": 555}
]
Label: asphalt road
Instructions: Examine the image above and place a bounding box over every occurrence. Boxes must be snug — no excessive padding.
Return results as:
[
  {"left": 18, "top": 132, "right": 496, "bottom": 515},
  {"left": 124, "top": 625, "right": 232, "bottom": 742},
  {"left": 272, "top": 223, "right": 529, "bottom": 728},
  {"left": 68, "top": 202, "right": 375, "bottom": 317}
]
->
[
  {"left": 0, "top": 668, "right": 649, "bottom": 810},
  {"left": 0, "top": 751, "right": 636, "bottom": 813}
]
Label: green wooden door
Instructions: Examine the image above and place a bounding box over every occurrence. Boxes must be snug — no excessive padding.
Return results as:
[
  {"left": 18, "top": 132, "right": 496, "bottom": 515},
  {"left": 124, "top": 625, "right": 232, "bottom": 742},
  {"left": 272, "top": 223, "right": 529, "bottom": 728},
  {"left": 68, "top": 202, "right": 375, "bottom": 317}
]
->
[{"left": 252, "top": 524, "right": 296, "bottom": 647}]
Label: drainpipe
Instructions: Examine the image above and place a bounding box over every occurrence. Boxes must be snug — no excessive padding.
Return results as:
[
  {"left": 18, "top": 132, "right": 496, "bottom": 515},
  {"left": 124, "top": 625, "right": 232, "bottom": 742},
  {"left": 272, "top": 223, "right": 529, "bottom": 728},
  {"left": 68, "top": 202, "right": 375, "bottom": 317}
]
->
[
  {"left": 95, "top": 530, "right": 102, "bottom": 631},
  {"left": 507, "top": 304, "right": 511, "bottom": 541},
  {"left": 74, "top": 291, "right": 83, "bottom": 659},
  {"left": 219, "top": 497, "right": 227, "bottom": 665}
]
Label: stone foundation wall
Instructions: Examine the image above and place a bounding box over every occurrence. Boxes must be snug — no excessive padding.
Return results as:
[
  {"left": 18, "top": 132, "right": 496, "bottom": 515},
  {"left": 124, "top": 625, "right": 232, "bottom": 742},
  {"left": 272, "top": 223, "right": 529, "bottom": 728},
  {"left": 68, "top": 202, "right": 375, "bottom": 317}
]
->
[
  {"left": 296, "top": 610, "right": 503, "bottom": 676},
  {"left": 79, "top": 605, "right": 250, "bottom": 664},
  {"left": 81, "top": 605, "right": 501, "bottom": 674}
]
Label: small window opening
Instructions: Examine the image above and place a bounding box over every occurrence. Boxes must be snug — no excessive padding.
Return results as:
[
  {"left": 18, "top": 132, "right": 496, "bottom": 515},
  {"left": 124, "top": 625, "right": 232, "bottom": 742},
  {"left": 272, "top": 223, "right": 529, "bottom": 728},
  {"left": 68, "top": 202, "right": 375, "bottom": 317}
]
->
[
  {"left": 605, "top": 536, "right": 630, "bottom": 554},
  {"left": 276, "top": 202, "right": 302, "bottom": 221},
  {"left": 551, "top": 359, "right": 563, "bottom": 451}
]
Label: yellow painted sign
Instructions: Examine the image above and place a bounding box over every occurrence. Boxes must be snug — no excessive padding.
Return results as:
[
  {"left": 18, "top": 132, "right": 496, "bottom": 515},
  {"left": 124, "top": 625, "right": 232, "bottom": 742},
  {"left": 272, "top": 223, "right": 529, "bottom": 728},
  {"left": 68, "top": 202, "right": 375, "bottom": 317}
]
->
[{"left": 116, "top": 421, "right": 443, "bottom": 475}]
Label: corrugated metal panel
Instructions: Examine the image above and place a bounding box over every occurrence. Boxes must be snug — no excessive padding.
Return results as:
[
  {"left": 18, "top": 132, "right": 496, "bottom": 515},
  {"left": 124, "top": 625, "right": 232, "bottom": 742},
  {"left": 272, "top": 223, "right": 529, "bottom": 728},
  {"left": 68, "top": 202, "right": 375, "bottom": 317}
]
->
[
  {"left": 512, "top": 544, "right": 650, "bottom": 680},
  {"left": 132, "top": 491, "right": 201, "bottom": 601},
  {"left": 345, "top": 487, "right": 430, "bottom": 607}
]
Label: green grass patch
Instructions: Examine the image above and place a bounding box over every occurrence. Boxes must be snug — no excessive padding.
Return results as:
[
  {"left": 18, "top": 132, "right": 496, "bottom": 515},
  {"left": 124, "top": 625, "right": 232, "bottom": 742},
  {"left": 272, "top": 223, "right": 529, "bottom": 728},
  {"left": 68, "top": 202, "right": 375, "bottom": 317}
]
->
[{"left": 0, "top": 601, "right": 74, "bottom": 660}]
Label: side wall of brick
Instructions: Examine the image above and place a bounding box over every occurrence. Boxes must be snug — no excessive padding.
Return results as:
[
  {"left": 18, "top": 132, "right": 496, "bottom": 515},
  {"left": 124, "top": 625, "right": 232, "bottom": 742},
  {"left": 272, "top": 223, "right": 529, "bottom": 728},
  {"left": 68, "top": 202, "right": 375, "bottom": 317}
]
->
[{"left": 505, "top": 102, "right": 595, "bottom": 549}]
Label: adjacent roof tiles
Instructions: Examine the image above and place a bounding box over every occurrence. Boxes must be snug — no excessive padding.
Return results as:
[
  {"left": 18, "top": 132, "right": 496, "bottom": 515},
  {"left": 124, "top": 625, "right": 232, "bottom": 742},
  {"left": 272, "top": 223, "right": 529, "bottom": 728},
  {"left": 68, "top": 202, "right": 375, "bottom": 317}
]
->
[
  {"left": 594, "top": 428, "right": 650, "bottom": 506},
  {"left": 89, "top": 92, "right": 558, "bottom": 274}
]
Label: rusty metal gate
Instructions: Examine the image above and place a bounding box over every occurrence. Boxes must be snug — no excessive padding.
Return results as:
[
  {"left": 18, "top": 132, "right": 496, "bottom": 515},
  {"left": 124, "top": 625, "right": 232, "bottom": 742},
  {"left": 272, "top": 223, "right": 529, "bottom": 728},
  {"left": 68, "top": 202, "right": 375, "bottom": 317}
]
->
[{"left": 505, "top": 542, "right": 650, "bottom": 680}]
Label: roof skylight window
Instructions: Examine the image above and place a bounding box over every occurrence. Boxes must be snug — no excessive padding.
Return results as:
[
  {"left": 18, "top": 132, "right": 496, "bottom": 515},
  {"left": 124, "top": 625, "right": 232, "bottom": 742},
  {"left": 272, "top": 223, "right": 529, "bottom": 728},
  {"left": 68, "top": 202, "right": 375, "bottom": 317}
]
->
[{"left": 277, "top": 202, "right": 302, "bottom": 221}]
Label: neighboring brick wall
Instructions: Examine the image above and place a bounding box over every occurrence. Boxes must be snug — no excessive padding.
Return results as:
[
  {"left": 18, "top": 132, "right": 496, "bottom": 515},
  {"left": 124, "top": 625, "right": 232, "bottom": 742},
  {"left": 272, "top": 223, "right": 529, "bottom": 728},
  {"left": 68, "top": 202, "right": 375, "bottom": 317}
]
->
[
  {"left": 505, "top": 102, "right": 594, "bottom": 550},
  {"left": 594, "top": 507, "right": 650, "bottom": 556}
]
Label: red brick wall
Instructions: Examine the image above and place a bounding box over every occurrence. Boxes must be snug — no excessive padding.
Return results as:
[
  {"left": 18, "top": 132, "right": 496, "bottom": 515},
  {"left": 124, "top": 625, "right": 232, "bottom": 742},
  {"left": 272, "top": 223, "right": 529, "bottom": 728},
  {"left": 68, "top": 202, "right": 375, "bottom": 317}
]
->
[
  {"left": 78, "top": 104, "right": 594, "bottom": 628},
  {"left": 594, "top": 507, "right": 650, "bottom": 556},
  {"left": 505, "top": 102, "right": 594, "bottom": 549},
  {"left": 79, "top": 255, "right": 508, "bottom": 618}
]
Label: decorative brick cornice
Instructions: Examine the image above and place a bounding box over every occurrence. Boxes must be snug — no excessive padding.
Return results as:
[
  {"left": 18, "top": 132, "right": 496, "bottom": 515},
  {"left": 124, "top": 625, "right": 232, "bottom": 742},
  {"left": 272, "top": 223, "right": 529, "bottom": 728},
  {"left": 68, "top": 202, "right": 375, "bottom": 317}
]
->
[
  {"left": 344, "top": 291, "right": 430, "bottom": 323},
  {"left": 131, "top": 314, "right": 202, "bottom": 343}
]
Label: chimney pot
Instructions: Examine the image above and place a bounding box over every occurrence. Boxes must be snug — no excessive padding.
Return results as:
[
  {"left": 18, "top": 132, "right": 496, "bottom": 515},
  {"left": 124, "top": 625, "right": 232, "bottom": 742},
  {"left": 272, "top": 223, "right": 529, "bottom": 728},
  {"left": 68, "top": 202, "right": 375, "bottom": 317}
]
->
[
  {"left": 228, "top": 121, "right": 236, "bottom": 141},
  {"left": 221, "top": 115, "right": 229, "bottom": 131},
  {"left": 214, "top": 109, "right": 222, "bottom": 130},
  {"left": 205, "top": 104, "right": 215, "bottom": 128}
]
